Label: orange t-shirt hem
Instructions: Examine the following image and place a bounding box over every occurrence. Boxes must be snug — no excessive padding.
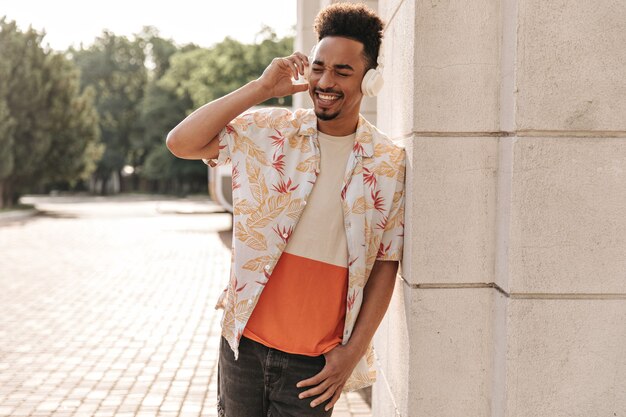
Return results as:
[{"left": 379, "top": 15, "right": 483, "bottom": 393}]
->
[{"left": 243, "top": 252, "right": 348, "bottom": 356}]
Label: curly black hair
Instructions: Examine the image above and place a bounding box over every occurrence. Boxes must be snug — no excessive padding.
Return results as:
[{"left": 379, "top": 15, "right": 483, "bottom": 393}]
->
[{"left": 313, "top": 3, "right": 385, "bottom": 71}]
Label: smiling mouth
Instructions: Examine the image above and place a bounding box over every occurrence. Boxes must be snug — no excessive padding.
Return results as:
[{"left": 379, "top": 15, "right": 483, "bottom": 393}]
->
[{"left": 315, "top": 90, "right": 342, "bottom": 106}]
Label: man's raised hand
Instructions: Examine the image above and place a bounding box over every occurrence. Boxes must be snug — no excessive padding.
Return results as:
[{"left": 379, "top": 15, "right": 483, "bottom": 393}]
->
[{"left": 257, "top": 52, "right": 310, "bottom": 98}]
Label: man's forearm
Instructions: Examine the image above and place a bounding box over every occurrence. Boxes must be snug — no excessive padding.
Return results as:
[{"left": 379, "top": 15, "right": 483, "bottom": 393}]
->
[
  {"left": 166, "top": 80, "right": 270, "bottom": 159},
  {"left": 344, "top": 260, "right": 399, "bottom": 358}
]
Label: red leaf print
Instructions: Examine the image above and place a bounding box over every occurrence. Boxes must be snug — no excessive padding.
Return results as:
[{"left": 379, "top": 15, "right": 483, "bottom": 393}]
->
[
  {"left": 347, "top": 290, "right": 357, "bottom": 312},
  {"left": 272, "top": 177, "right": 299, "bottom": 194},
  {"left": 376, "top": 215, "right": 388, "bottom": 230},
  {"left": 377, "top": 240, "right": 392, "bottom": 258},
  {"left": 363, "top": 167, "right": 377, "bottom": 189},
  {"left": 371, "top": 189, "right": 385, "bottom": 213},
  {"left": 272, "top": 151, "right": 286, "bottom": 175},
  {"left": 348, "top": 257, "right": 359, "bottom": 267},
  {"left": 225, "top": 125, "right": 235, "bottom": 135},
  {"left": 235, "top": 276, "right": 247, "bottom": 292},
  {"left": 272, "top": 224, "right": 294, "bottom": 244},
  {"left": 270, "top": 128, "right": 285, "bottom": 150},
  {"left": 353, "top": 141, "right": 365, "bottom": 155},
  {"left": 231, "top": 162, "right": 241, "bottom": 190}
]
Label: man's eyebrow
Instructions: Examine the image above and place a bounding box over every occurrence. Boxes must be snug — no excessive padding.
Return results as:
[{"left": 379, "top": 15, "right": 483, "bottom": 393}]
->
[{"left": 312, "top": 60, "right": 355, "bottom": 71}]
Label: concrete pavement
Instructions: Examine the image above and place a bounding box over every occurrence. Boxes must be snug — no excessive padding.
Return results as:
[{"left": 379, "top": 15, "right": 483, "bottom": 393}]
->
[{"left": 0, "top": 194, "right": 371, "bottom": 417}]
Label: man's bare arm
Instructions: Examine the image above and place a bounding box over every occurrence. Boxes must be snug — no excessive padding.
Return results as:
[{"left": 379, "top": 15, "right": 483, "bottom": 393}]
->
[
  {"left": 296, "top": 259, "right": 399, "bottom": 410},
  {"left": 165, "top": 53, "right": 310, "bottom": 160}
]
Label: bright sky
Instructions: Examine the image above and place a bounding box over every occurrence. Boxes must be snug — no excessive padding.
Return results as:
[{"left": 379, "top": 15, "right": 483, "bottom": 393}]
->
[{"left": 1, "top": 0, "right": 297, "bottom": 51}]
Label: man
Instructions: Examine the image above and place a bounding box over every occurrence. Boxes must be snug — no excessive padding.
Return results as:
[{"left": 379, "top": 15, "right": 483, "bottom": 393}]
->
[{"left": 166, "top": 3, "right": 405, "bottom": 416}]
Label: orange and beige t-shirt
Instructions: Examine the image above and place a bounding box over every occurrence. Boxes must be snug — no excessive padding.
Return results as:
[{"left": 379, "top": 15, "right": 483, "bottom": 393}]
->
[{"left": 243, "top": 131, "right": 356, "bottom": 356}]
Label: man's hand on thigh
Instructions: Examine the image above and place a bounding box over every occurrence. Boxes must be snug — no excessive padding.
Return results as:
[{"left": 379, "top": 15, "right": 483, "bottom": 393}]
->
[{"left": 295, "top": 344, "right": 361, "bottom": 411}]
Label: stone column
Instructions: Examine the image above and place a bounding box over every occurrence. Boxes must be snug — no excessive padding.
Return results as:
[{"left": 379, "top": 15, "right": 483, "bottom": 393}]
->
[{"left": 374, "top": 0, "right": 626, "bottom": 416}]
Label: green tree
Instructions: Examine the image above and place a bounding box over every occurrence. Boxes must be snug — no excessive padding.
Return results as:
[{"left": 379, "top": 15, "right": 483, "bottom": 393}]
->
[
  {"left": 159, "top": 30, "right": 294, "bottom": 112},
  {"left": 71, "top": 31, "right": 147, "bottom": 194},
  {"left": 0, "top": 18, "right": 101, "bottom": 208}
]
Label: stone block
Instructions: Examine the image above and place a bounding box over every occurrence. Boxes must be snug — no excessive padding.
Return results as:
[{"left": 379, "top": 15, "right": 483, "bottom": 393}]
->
[
  {"left": 507, "top": 137, "right": 626, "bottom": 294},
  {"left": 406, "top": 287, "right": 501, "bottom": 417},
  {"left": 373, "top": 275, "right": 410, "bottom": 417},
  {"left": 412, "top": 0, "right": 501, "bottom": 133},
  {"left": 378, "top": 0, "right": 417, "bottom": 140},
  {"left": 506, "top": 298, "right": 626, "bottom": 417},
  {"left": 403, "top": 136, "right": 498, "bottom": 286},
  {"left": 516, "top": 0, "right": 626, "bottom": 131}
]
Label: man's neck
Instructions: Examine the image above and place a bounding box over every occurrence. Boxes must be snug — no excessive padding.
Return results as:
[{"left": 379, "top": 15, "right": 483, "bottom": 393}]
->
[{"left": 316, "top": 114, "right": 359, "bottom": 137}]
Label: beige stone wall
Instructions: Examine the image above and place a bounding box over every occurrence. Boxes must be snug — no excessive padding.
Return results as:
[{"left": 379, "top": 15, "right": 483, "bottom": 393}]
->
[{"left": 373, "top": 0, "right": 626, "bottom": 416}]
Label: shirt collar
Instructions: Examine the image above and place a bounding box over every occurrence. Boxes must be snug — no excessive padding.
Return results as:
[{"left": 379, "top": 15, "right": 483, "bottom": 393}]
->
[{"left": 297, "top": 109, "right": 374, "bottom": 158}]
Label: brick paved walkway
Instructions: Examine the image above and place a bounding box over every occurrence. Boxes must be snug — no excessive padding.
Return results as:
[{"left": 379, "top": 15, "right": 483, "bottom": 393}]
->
[{"left": 0, "top": 195, "right": 371, "bottom": 417}]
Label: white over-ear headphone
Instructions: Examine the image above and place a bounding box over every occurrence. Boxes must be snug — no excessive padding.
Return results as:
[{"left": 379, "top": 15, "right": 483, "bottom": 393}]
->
[
  {"left": 362, "top": 0, "right": 407, "bottom": 97},
  {"left": 361, "top": 44, "right": 384, "bottom": 97}
]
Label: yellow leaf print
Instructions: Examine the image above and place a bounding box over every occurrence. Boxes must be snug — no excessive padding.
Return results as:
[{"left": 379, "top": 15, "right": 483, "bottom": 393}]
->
[
  {"left": 296, "top": 155, "right": 319, "bottom": 172},
  {"left": 240, "top": 135, "right": 270, "bottom": 166},
  {"left": 235, "top": 299, "right": 254, "bottom": 323},
  {"left": 357, "top": 131, "right": 373, "bottom": 144},
  {"left": 397, "top": 165, "right": 406, "bottom": 183},
  {"left": 390, "top": 147, "right": 405, "bottom": 167},
  {"left": 253, "top": 111, "right": 273, "bottom": 128},
  {"left": 246, "top": 193, "right": 290, "bottom": 230},
  {"left": 374, "top": 142, "right": 395, "bottom": 157},
  {"left": 254, "top": 110, "right": 292, "bottom": 130},
  {"left": 233, "top": 198, "right": 258, "bottom": 215},
  {"left": 235, "top": 222, "right": 267, "bottom": 251},
  {"left": 231, "top": 116, "right": 251, "bottom": 131},
  {"left": 352, "top": 197, "right": 365, "bottom": 214},
  {"left": 372, "top": 161, "right": 397, "bottom": 178},
  {"left": 285, "top": 198, "right": 305, "bottom": 221},
  {"left": 294, "top": 108, "right": 316, "bottom": 126},
  {"left": 288, "top": 134, "right": 311, "bottom": 153},
  {"left": 247, "top": 160, "right": 269, "bottom": 205},
  {"left": 392, "top": 190, "right": 403, "bottom": 205},
  {"left": 242, "top": 255, "right": 275, "bottom": 272},
  {"left": 386, "top": 205, "right": 405, "bottom": 229}
]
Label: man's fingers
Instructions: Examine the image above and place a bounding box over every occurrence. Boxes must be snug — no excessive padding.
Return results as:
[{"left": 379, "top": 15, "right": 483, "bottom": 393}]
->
[
  {"left": 293, "top": 52, "right": 309, "bottom": 74},
  {"left": 309, "top": 386, "right": 336, "bottom": 408},
  {"left": 286, "top": 54, "right": 307, "bottom": 77},
  {"left": 298, "top": 379, "right": 331, "bottom": 399},
  {"left": 325, "top": 389, "right": 343, "bottom": 411},
  {"left": 281, "top": 57, "right": 299, "bottom": 79},
  {"left": 296, "top": 367, "right": 328, "bottom": 388},
  {"left": 292, "top": 82, "right": 309, "bottom": 93}
]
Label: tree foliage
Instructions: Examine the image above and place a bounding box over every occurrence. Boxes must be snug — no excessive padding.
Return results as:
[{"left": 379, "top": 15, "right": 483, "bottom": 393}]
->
[
  {"left": 0, "top": 17, "right": 101, "bottom": 208},
  {"left": 0, "top": 19, "right": 294, "bottom": 203},
  {"left": 70, "top": 31, "right": 147, "bottom": 193}
]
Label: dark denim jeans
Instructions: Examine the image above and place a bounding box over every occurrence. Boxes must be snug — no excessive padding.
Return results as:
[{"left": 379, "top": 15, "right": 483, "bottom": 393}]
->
[{"left": 217, "top": 335, "right": 334, "bottom": 417}]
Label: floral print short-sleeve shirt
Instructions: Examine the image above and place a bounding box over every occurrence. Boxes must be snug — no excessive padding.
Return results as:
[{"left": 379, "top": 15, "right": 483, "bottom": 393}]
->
[{"left": 203, "top": 107, "right": 405, "bottom": 391}]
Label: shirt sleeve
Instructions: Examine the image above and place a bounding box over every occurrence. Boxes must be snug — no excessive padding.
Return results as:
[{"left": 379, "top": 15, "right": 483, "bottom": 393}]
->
[
  {"left": 201, "top": 110, "right": 254, "bottom": 168},
  {"left": 376, "top": 149, "right": 406, "bottom": 261}
]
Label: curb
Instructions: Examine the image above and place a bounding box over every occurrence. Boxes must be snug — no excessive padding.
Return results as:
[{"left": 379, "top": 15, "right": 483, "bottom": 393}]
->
[{"left": 0, "top": 209, "right": 38, "bottom": 223}]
